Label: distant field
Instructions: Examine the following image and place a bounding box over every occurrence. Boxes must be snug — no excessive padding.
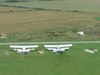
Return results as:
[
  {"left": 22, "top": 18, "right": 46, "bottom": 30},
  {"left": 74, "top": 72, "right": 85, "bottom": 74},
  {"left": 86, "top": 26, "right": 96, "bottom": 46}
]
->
[
  {"left": 0, "top": 43, "right": 100, "bottom": 75},
  {"left": 0, "top": 0, "right": 100, "bottom": 41},
  {"left": 0, "top": 6, "right": 100, "bottom": 42},
  {"left": 0, "top": 0, "right": 100, "bottom": 12}
]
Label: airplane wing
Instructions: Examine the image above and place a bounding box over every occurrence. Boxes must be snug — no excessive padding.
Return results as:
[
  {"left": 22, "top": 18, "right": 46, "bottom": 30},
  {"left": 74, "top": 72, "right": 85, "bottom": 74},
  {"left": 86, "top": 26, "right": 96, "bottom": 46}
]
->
[
  {"left": 44, "top": 44, "right": 72, "bottom": 52},
  {"left": 17, "top": 50, "right": 24, "bottom": 53},
  {"left": 10, "top": 45, "right": 38, "bottom": 49},
  {"left": 44, "top": 45, "right": 58, "bottom": 48},
  {"left": 13, "top": 49, "right": 34, "bottom": 51},
  {"left": 46, "top": 48, "right": 67, "bottom": 52},
  {"left": 17, "top": 50, "right": 30, "bottom": 53},
  {"left": 44, "top": 44, "right": 72, "bottom": 48},
  {"left": 10, "top": 45, "right": 24, "bottom": 48},
  {"left": 13, "top": 49, "right": 22, "bottom": 51},
  {"left": 25, "top": 45, "right": 38, "bottom": 48},
  {"left": 26, "top": 49, "right": 35, "bottom": 51},
  {"left": 59, "top": 47, "right": 69, "bottom": 51},
  {"left": 61, "top": 47, "right": 69, "bottom": 50},
  {"left": 59, "top": 44, "right": 72, "bottom": 47},
  {"left": 47, "top": 48, "right": 56, "bottom": 51}
]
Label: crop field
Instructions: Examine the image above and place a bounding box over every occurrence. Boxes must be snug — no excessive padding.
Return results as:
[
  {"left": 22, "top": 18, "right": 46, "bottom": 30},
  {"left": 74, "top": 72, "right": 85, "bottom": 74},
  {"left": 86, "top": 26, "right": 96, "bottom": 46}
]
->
[{"left": 0, "top": 43, "right": 100, "bottom": 75}]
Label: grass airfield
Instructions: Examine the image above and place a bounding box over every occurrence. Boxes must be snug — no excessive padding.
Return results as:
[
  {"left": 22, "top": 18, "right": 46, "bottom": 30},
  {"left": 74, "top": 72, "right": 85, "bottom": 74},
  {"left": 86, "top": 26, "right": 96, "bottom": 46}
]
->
[
  {"left": 0, "top": 0, "right": 100, "bottom": 75},
  {"left": 0, "top": 43, "right": 100, "bottom": 75}
]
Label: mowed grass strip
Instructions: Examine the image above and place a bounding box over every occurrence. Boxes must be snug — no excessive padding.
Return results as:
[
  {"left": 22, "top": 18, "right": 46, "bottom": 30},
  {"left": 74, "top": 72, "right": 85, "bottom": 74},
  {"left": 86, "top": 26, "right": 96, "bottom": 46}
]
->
[{"left": 0, "top": 43, "right": 100, "bottom": 75}]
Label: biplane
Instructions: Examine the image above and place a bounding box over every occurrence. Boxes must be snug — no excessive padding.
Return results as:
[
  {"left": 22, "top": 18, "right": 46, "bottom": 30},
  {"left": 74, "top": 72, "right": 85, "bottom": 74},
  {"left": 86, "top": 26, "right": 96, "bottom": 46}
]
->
[
  {"left": 46, "top": 31, "right": 66, "bottom": 36},
  {"left": 10, "top": 45, "right": 38, "bottom": 54},
  {"left": 44, "top": 44, "right": 72, "bottom": 54}
]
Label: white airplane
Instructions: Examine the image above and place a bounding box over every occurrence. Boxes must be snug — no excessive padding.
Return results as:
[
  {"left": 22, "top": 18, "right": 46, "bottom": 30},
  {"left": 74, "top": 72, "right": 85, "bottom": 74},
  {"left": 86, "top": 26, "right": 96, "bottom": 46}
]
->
[
  {"left": 84, "top": 49, "right": 98, "bottom": 54},
  {"left": 44, "top": 44, "right": 72, "bottom": 54},
  {"left": 10, "top": 45, "right": 38, "bottom": 54}
]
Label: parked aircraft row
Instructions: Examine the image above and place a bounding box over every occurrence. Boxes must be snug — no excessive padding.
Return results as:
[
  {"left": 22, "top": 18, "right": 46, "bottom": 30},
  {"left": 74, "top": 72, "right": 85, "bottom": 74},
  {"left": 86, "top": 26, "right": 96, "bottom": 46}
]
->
[{"left": 10, "top": 44, "right": 72, "bottom": 54}]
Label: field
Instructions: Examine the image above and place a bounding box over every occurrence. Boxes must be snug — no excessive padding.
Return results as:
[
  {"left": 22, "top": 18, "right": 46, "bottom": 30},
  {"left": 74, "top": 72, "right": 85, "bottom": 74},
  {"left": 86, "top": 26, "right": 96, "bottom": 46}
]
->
[
  {"left": 0, "top": 1, "right": 100, "bottom": 75},
  {"left": 0, "top": 6, "right": 100, "bottom": 42},
  {"left": 1, "top": 0, "right": 100, "bottom": 12},
  {"left": 0, "top": 0, "right": 100, "bottom": 42},
  {"left": 0, "top": 43, "right": 100, "bottom": 75}
]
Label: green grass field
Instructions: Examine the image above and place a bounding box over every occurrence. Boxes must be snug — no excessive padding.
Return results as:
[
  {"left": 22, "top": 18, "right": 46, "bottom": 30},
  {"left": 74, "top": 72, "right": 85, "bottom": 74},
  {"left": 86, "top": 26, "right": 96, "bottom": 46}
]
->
[
  {"left": 0, "top": 1, "right": 100, "bottom": 74},
  {"left": 0, "top": 43, "right": 100, "bottom": 75}
]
